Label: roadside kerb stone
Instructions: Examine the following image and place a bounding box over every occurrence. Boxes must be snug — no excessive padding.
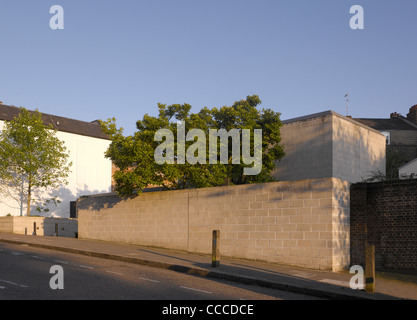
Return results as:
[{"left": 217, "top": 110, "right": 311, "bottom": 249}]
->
[{"left": 0, "top": 238, "right": 385, "bottom": 300}]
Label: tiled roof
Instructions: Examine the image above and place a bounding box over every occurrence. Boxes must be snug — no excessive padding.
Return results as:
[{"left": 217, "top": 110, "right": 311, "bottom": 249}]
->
[
  {"left": 0, "top": 104, "right": 110, "bottom": 140},
  {"left": 354, "top": 117, "right": 417, "bottom": 131}
]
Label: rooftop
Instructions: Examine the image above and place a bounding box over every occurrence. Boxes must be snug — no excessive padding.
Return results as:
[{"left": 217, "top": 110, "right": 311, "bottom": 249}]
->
[
  {"left": 354, "top": 116, "right": 417, "bottom": 131},
  {"left": 282, "top": 110, "right": 384, "bottom": 135},
  {"left": 0, "top": 103, "right": 109, "bottom": 140},
  {"left": 398, "top": 157, "right": 417, "bottom": 170}
]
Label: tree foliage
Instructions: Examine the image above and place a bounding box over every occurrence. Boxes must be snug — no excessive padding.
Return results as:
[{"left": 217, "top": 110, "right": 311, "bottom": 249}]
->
[
  {"left": 0, "top": 108, "right": 71, "bottom": 216},
  {"left": 101, "top": 95, "right": 285, "bottom": 197}
]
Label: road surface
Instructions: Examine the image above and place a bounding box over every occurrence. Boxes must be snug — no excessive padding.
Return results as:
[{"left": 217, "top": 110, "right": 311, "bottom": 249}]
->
[{"left": 0, "top": 242, "right": 323, "bottom": 301}]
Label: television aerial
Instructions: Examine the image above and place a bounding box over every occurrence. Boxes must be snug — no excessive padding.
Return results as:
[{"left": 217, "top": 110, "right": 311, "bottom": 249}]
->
[{"left": 345, "top": 93, "right": 350, "bottom": 116}]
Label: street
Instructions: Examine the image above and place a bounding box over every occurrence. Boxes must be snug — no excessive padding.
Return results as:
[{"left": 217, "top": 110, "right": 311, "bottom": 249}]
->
[{"left": 0, "top": 242, "right": 322, "bottom": 300}]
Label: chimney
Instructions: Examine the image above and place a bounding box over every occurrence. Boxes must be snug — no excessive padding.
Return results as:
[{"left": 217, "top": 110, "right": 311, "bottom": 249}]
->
[{"left": 407, "top": 105, "right": 417, "bottom": 124}]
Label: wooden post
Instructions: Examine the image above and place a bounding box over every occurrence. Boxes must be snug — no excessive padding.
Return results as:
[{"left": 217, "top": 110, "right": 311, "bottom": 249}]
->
[
  {"left": 212, "top": 230, "right": 220, "bottom": 268},
  {"left": 32, "top": 222, "right": 37, "bottom": 236},
  {"left": 365, "top": 244, "right": 375, "bottom": 293}
]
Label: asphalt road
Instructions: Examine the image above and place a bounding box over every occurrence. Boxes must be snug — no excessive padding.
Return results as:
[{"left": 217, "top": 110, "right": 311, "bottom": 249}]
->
[{"left": 0, "top": 242, "right": 322, "bottom": 301}]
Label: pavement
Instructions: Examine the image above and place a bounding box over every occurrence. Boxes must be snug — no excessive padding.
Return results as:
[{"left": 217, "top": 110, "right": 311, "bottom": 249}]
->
[{"left": 1, "top": 232, "right": 416, "bottom": 300}]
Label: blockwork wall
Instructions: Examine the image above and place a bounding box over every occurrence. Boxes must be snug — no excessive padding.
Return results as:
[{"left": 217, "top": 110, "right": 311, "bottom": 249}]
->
[
  {"left": 350, "top": 180, "right": 417, "bottom": 273},
  {"left": 77, "top": 178, "right": 350, "bottom": 271},
  {"left": 0, "top": 216, "right": 78, "bottom": 238}
]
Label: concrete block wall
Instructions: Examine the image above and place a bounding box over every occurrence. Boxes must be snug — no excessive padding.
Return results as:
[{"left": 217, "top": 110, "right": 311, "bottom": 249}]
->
[
  {"left": 78, "top": 177, "right": 351, "bottom": 271},
  {"left": 272, "top": 113, "right": 333, "bottom": 181},
  {"left": 77, "top": 190, "right": 190, "bottom": 250},
  {"left": 331, "top": 179, "right": 351, "bottom": 270},
  {"left": 332, "top": 116, "right": 386, "bottom": 182},
  {"left": 0, "top": 217, "right": 13, "bottom": 233},
  {"left": 0, "top": 217, "right": 78, "bottom": 238},
  {"left": 272, "top": 111, "right": 386, "bottom": 183}
]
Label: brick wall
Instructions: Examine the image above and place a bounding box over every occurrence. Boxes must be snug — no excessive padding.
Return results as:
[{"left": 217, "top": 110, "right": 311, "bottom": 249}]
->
[
  {"left": 77, "top": 178, "right": 350, "bottom": 271},
  {"left": 407, "top": 105, "right": 417, "bottom": 125},
  {"left": 350, "top": 180, "right": 417, "bottom": 273}
]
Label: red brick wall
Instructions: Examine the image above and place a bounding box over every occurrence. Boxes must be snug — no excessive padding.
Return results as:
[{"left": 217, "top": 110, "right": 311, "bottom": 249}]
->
[
  {"left": 350, "top": 180, "right": 417, "bottom": 274},
  {"left": 407, "top": 105, "right": 417, "bottom": 125}
]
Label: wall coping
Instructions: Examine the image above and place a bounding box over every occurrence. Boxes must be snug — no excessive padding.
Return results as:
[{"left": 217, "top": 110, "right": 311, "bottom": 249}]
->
[{"left": 282, "top": 110, "right": 384, "bottom": 137}]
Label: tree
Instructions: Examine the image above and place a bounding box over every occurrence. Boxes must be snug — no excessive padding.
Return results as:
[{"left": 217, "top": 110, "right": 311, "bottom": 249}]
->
[
  {"left": 0, "top": 108, "right": 71, "bottom": 216},
  {"left": 101, "top": 95, "right": 285, "bottom": 197},
  {"left": 386, "top": 150, "right": 408, "bottom": 180}
]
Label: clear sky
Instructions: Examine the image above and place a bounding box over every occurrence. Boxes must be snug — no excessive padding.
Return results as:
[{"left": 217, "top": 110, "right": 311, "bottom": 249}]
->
[{"left": 1, "top": 0, "right": 416, "bottom": 135}]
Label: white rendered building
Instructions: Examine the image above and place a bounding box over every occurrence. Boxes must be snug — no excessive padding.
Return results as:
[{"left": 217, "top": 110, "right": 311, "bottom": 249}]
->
[
  {"left": 0, "top": 104, "right": 112, "bottom": 218},
  {"left": 399, "top": 158, "right": 417, "bottom": 179}
]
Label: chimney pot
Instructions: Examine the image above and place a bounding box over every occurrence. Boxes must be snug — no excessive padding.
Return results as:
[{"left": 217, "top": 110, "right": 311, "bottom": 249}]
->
[{"left": 407, "top": 105, "right": 417, "bottom": 124}]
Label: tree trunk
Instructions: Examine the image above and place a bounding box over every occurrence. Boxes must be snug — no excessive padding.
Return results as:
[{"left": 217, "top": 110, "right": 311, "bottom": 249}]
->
[{"left": 26, "top": 183, "right": 31, "bottom": 217}]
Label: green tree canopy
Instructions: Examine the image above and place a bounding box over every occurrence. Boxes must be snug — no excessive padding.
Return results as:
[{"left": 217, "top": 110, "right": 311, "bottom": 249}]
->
[
  {"left": 101, "top": 95, "right": 285, "bottom": 197},
  {"left": 0, "top": 108, "right": 71, "bottom": 216}
]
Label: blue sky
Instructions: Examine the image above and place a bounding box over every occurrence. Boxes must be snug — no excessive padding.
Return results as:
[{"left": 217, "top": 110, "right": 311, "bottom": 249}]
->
[{"left": 0, "top": 0, "right": 416, "bottom": 135}]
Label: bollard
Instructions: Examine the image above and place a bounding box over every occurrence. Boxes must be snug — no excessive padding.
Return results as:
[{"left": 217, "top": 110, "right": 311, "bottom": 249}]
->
[
  {"left": 25, "top": 227, "right": 27, "bottom": 236},
  {"left": 54, "top": 223, "right": 58, "bottom": 237},
  {"left": 212, "top": 230, "right": 220, "bottom": 268},
  {"left": 32, "top": 222, "right": 37, "bottom": 236},
  {"left": 365, "top": 244, "right": 375, "bottom": 293}
]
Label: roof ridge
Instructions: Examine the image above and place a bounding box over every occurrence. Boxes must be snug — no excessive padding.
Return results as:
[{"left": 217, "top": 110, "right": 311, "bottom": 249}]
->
[{"left": 398, "top": 115, "right": 417, "bottom": 129}]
